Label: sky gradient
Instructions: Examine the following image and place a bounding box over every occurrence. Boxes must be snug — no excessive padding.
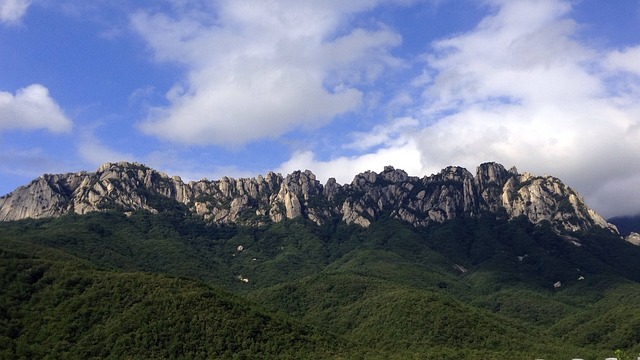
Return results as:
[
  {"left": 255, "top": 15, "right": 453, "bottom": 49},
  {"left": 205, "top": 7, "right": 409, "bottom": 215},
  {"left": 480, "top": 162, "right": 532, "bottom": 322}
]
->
[{"left": 1, "top": 0, "right": 639, "bottom": 218}]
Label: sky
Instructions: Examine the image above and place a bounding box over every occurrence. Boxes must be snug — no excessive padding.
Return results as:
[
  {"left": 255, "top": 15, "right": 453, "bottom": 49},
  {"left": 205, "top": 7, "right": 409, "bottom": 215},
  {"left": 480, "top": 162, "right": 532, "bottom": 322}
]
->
[{"left": 0, "top": 0, "right": 639, "bottom": 218}]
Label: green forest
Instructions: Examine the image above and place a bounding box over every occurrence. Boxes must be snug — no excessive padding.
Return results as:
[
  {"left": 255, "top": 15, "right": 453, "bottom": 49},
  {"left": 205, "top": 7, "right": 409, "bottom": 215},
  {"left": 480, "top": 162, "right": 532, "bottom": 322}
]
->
[{"left": 2, "top": 208, "right": 640, "bottom": 359}]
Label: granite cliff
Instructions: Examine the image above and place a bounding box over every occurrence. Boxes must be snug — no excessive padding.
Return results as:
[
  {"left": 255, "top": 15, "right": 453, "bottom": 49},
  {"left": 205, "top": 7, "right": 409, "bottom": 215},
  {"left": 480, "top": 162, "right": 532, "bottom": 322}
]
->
[{"left": 0, "top": 161, "right": 617, "bottom": 234}]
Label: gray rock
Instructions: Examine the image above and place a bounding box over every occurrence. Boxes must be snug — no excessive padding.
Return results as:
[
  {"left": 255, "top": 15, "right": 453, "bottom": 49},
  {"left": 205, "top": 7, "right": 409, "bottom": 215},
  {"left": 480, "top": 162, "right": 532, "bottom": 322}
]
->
[{"left": 0, "top": 162, "right": 617, "bottom": 234}]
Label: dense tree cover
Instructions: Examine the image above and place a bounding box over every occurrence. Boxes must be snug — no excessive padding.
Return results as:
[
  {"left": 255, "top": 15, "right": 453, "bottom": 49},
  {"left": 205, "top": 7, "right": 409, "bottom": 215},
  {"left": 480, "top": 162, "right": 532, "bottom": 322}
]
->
[
  {"left": 2, "top": 209, "right": 640, "bottom": 358},
  {"left": 0, "top": 249, "right": 350, "bottom": 359}
]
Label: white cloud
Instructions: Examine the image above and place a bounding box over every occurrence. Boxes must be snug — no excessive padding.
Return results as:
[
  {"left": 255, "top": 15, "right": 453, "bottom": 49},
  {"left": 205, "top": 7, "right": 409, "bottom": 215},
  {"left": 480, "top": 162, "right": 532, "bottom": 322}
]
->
[
  {"left": 277, "top": 139, "right": 423, "bottom": 185},
  {"left": 407, "top": 0, "right": 640, "bottom": 217},
  {"left": 0, "top": 0, "right": 31, "bottom": 24},
  {"left": 346, "top": 116, "right": 419, "bottom": 151},
  {"left": 0, "top": 84, "right": 72, "bottom": 133},
  {"left": 605, "top": 46, "right": 640, "bottom": 75},
  {"left": 275, "top": 0, "right": 640, "bottom": 218},
  {"left": 132, "top": 0, "right": 403, "bottom": 146}
]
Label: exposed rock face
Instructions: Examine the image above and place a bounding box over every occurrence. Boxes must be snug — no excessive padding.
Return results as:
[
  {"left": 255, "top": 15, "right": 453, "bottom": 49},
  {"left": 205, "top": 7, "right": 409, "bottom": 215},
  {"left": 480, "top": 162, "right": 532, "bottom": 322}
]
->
[
  {"left": 626, "top": 233, "right": 640, "bottom": 246},
  {"left": 0, "top": 161, "right": 616, "bottom": 233}
]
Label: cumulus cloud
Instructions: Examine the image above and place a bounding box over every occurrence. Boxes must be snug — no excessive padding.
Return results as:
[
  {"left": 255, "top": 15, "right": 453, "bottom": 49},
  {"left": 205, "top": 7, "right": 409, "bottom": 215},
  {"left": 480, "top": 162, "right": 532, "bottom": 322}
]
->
[
  {"left": 277, "top": 0, "right": 640, "bottom": 217},
  {"left": 408, "top": 0, "right": 640, "bottom": 217},
  {"left": 0, "top": 0, "right": 31, "bottom": 24},
  {"left": 132, "top": 0, "right": 403, "bottom": 146},
  {"left": 0, "top": 84, "right": 72, "bottom": 133}
]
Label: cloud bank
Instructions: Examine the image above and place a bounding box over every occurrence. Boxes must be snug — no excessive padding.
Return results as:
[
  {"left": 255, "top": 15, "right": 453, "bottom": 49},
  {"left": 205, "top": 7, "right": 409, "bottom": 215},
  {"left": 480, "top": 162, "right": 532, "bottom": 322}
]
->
[
  {"left": 411, "top": 0, "right": 640, "bottom": 217},
  {"left": 276, "top": 0, "right": 640, "bottom": 217},
  {"left": 133, "top": 0, "right": 404, "bottom": 146},
  {"left": 123, "top": 0, "right": 640, "bottom": 217}
]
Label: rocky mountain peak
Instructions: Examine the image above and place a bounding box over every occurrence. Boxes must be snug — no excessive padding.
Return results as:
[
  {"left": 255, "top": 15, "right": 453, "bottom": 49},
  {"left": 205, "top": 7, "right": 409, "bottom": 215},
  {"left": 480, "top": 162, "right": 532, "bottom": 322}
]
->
[
  {"left": 627, "top": 232, "right": 640, "bottom": 246},
  {"left": 0, "top": 161, "right": 617, "bottom": 234},
  {"left": 437, "top": 166, "right": 473, "bottom": 182},
  {"left": 380, "top": 166, "right": 410, "bottom": 183},
  {"left": 476, "top": 162, "right": 510, "bottom": 187}
]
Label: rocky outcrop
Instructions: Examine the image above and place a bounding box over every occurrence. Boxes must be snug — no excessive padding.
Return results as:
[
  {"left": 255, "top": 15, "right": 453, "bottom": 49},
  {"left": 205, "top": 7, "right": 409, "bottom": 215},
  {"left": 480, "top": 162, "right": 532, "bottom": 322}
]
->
[
  {"left": 0, "top": 161, "right": 617, "bottom": 233},
  {"left": 626, "top": 232, "right": 640, "bottom": 246}
]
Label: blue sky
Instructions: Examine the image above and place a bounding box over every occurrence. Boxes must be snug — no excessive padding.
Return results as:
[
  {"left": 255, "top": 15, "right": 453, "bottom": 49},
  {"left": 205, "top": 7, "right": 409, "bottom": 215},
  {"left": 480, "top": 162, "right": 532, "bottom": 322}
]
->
[{"left": 1, "top": 0, "right": 639, "bottom": 218}]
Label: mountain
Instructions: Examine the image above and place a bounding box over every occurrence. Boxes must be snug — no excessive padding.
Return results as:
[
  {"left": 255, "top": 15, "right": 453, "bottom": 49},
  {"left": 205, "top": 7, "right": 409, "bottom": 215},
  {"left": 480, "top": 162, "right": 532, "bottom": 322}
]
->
[
  {"left": 0, "top": 246, "right": 349, "bottom": 359},
  {"left": 4, "top": 162, "right": 640, "bottom": 358},
  {"left": 0, "top": 161, "right": 615, "bottom": 233},
  {"left": 2, "top": 207, "right": 640, "bottom": 358}
]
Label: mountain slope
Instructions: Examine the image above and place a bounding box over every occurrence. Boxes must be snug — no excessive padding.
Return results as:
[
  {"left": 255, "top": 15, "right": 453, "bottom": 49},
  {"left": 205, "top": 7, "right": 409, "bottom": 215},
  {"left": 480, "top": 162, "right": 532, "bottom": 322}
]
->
[
  {"left": 2, "top": 210, "right": 639, "bottom": 358},
  {"left": 0, "top": 246, "right": 353, "bottom": 359},
  {"left": 2, "top": 162, "right": 639, "bottom": 358},
  {"left": 0, "top": 162, "right": 615, "bottom": 233}
]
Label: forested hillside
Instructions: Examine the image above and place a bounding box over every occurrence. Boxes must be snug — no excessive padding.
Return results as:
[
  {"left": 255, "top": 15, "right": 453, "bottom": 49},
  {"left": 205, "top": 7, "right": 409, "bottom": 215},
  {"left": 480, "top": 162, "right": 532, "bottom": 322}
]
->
[{"left": 2, "top": 208, "right": 640, "bottom": 359}]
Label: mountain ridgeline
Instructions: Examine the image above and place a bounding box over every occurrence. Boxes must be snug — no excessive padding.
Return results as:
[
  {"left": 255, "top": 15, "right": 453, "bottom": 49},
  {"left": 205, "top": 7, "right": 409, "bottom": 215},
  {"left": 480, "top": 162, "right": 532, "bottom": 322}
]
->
[
  {"left": 4, "top": 162, "right": 640, "bottom": 359},
  {"left": 0, "top": 161, "right": 614, "bottom": 233}
]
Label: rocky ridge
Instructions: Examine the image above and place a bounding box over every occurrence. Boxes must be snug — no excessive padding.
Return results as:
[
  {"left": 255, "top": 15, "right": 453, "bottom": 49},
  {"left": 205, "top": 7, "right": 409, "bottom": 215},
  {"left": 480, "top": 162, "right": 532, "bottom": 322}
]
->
[{"left": 0, "top": 162, "right": 616, "bottom": 234}]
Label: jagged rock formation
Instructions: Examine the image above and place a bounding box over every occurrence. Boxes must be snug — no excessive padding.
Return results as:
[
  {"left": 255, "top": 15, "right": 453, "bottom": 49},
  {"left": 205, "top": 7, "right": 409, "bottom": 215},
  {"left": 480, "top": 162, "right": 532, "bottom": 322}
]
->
[{"left": 0, "top": 161, "right": 616, "bottom": 233}]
